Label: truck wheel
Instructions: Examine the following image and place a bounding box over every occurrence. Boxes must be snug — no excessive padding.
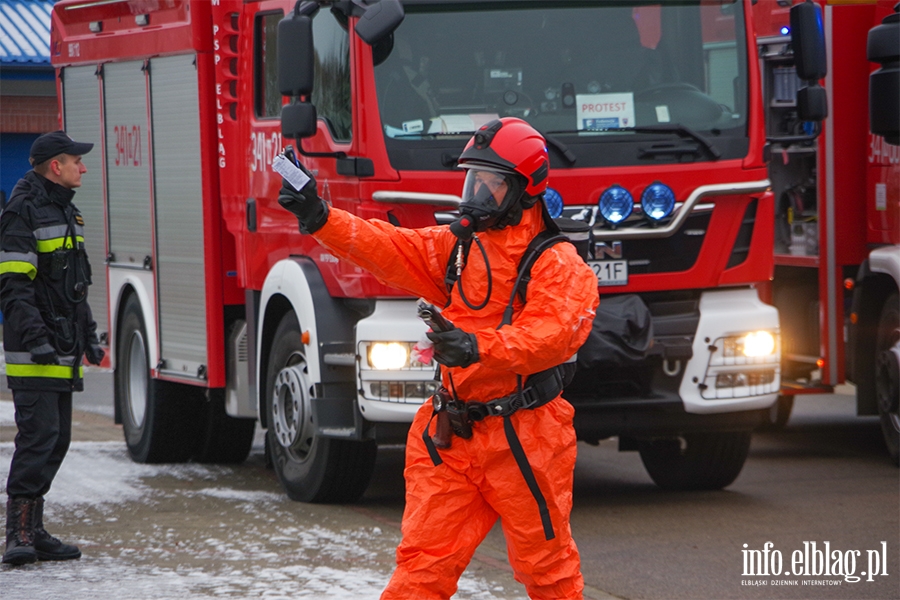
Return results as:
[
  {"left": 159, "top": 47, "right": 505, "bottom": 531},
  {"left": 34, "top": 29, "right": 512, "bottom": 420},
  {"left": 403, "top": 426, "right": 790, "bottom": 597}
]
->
[
  {"left": 875, "top": 293, "right": 899, "bottom": 465},
  {"left": 760, "top": 395, "right": 794, "bottom": 429},
  {"left": 638, "top": 431, "right": 752, "bottom": 490},
  {"left": 194, "top": 390, "right": 256, "bottom": 464},
  {"left": 115, "top": 294, "right": 198, "bottom": 463},
  {"left": 265, "top": 311, "right": 377, "bottom": 503}
]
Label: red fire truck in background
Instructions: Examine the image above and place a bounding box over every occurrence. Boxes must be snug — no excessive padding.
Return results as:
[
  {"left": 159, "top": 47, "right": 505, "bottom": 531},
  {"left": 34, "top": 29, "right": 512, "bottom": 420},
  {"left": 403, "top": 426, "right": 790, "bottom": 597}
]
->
[
  {"left": 49, "top": 0, "right": 820, "bottom": 502},
  {"left": 754, "top": 0, "right": 899, "bottom": 462}
]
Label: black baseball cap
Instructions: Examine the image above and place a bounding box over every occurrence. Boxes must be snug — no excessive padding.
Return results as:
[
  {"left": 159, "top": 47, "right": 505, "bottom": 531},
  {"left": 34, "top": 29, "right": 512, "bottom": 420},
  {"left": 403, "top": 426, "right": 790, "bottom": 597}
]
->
[{"left": 30, "top": 131, "right": 94, "bottom": 165}]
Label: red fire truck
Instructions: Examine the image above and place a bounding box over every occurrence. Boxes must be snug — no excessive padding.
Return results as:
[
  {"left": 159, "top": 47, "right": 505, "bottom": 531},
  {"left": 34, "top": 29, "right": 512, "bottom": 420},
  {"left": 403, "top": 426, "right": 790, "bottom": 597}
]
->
[
  {"left": 754, "top": 0, "right": 899, "bottom": 462},
  {"left": 50, "top": 0, "right": 816, "bottom": 501}
]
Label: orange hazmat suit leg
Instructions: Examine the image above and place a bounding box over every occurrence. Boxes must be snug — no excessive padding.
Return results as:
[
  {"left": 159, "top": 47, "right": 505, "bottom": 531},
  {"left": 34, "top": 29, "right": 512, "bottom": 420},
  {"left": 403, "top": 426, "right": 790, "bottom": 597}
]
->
[{"left": 381, "top": 398, "right": 584, "bottom": 600}]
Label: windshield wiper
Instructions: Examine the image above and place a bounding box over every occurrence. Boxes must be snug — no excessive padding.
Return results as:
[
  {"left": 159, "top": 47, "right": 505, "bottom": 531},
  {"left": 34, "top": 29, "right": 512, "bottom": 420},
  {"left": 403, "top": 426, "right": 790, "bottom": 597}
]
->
[
  {"left": 535, "top": 129, "right": 577, "bottom": 165},
  {"left": 601, "top": 124, "right": 721, "bottom": 160},
  {"left": 391, "top": 131, "right": 475, "bottom": 138},
  {"left": 546, "top": 124, "right": 722, "bottom": 160}
]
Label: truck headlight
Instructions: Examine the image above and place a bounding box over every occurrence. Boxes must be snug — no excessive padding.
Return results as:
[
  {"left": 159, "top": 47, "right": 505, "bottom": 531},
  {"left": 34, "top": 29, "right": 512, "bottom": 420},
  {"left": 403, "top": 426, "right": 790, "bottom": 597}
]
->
[
  {"left": 741, "top": 331, "right": 776, "bottom": 357},
  {"left": 726, "top": 331, "right": 776, "bottom": 357},
  {"left": 368, "top": 342, "right": 409, "bottom": 370},
  {"left": 702, "top": 330, "right": 780, "bottom": 399}
]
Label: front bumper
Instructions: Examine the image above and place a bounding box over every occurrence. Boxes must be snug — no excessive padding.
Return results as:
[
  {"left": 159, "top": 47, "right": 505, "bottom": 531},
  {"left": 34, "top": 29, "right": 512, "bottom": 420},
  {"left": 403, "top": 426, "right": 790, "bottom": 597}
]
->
[
  {"left": 356, "top": 300, "right": 431, "bottom": 423},
  {"left": 679, "top": 287, "right": 780, "bottom": 414}
]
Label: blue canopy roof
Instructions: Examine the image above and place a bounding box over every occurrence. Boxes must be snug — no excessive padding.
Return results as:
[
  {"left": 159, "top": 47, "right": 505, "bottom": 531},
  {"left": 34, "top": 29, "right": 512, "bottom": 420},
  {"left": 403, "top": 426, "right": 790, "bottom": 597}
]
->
[{"left": 0, "top": 0, "right": 54, "bottom": 66}]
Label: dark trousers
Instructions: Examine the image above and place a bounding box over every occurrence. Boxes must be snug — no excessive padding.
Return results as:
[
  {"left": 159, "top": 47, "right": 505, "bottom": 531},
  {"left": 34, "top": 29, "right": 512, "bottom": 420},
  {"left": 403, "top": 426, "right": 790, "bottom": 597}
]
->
[{"left": 6, "top": 390, "right": 72, "bottom": 498}]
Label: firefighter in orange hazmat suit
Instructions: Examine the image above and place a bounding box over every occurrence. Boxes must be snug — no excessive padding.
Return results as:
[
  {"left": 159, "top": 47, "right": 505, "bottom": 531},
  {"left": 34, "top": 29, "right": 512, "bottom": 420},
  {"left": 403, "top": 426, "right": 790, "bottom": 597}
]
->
[{"left": 277, "top": 117, "right": 599, "bottom": 599}]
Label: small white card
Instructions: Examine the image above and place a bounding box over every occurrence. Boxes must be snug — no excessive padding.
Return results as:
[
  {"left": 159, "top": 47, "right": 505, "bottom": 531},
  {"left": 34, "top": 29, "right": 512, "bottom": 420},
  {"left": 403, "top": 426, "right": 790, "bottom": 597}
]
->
[
  {"left": 655, "top": 105, "right": 671, "bottom": 123},
  {"left": 272, "top": 154, "right": 311, "bottom": 191},
  {"left": 402, "top": 119, "right": 424, "bottom": 133}
]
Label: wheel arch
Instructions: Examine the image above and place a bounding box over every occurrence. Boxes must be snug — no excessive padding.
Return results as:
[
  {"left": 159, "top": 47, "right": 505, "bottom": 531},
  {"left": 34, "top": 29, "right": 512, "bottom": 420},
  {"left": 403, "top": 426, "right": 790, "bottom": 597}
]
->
[
  {"left": 110, "top": 273, "right": 157, "bottom": 425},
  {"left": 851, "top": 254, "right": 900, "bottom": 415},
  {"left": 258, "top": 292, "right": 292, "bottom": 429},
  {"left": 258, "top": 257, "right": 334, "bottom": 429}
]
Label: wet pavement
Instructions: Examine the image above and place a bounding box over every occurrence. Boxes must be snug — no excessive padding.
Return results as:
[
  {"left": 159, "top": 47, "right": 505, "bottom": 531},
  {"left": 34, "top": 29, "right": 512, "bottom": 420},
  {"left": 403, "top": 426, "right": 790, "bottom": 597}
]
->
[
  {"left": 0, "top": 388, "right": 616, "bottom": 600},
  {"left": 3, "top": 362, "right": 896, "bottom": 599}
]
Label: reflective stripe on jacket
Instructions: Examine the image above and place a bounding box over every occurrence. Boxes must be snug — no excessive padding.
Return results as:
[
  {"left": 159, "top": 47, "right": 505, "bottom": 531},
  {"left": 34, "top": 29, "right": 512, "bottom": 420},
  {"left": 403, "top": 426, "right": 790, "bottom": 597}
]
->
[
  {"left": 4, "top": 352, "right": 84, "bottom": 380},
  {"left": 0, "top": 251, "right": 38, "bottom": 279},
  {"left": 34, "top": 224, "right": 85, "bottom": 253}
]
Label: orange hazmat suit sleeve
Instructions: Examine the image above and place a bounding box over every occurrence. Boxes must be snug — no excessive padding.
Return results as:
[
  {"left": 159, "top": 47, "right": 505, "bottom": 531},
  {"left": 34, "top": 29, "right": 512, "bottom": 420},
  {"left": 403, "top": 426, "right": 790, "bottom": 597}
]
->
[{"left": 313, "top": 206, "right": 455, "bottom": 308}]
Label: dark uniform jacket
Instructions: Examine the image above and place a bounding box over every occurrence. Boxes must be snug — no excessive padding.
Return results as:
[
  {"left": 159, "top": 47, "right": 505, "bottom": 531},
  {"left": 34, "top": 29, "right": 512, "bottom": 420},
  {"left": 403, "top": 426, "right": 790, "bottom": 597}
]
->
[{"left": 0, "top": 170, "right": 98, "bottom": 392}]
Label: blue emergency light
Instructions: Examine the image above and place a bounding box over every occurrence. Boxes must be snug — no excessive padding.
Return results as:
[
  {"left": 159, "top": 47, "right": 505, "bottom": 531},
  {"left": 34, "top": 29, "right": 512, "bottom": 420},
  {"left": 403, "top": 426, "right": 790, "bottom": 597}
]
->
[
  {"left": 598, "top": 185, "right": 633, "bottom": 225},
  {"left": 544, "top": 188, "right": 564, "bottom": 219},
  {"left": 640, "top": 182, "right": 676, "bottom": 222}
]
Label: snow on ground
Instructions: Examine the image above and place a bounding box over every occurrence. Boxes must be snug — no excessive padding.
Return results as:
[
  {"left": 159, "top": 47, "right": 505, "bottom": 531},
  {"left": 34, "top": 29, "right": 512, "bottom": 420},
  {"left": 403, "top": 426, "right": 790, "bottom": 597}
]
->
[
  {"left": 1, "top": 440, "right": 168, "bottom": 509},
  {"left": 1, "top": 396, "right": 13, "bottom": 425},
  {"left": 0, "top": 401, "right": 526, "bottom": 599}
]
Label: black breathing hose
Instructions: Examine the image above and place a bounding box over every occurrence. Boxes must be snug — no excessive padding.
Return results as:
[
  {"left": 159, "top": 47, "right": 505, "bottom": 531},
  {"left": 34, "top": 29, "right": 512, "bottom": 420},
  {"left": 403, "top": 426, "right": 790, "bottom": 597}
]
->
[{"left": 457, "top": 234, "right": 492, "bottom": 311}]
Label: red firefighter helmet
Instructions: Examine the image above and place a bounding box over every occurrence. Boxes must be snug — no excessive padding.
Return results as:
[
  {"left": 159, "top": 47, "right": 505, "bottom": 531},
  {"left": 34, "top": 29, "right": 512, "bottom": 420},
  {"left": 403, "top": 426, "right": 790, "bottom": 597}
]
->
[{"left": 458, "top": 117, "right": 549, "bottom": 197}]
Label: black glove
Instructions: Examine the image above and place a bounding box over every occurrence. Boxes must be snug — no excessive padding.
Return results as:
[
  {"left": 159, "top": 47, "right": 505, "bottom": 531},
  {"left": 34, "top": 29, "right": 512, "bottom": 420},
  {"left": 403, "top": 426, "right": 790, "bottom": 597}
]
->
[
  {"left": 426, "top": 328, "right": 479, "bottom": 368},
  {"left": 85, "top": 345, "right": 105, "bottom": 366},
  {"left": 277, "top": 162, "right": 329, "bottom": 234},
  {"left": 29, "top": 343, "right": 59, "bottom": 365}
]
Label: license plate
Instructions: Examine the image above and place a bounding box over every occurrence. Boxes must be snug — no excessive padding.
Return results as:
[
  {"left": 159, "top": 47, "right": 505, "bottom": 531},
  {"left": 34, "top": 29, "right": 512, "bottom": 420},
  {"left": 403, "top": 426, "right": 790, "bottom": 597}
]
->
[{"left": 589, "top": 260, "right": 628, "bottom": 286}]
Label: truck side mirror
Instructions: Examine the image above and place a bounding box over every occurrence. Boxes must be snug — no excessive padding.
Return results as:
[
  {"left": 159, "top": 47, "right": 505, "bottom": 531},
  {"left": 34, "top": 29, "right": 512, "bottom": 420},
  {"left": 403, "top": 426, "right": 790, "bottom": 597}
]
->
[
  {"left": 797, "top": 84, "right": 827, "bottom": 122},
  {"left": 767, "top": 0, "right": 828, "bottom": 145},
  {"left": 277, "top": 0, "right": 404, "bottom": 147},
  {"left": 282, "top": 102, "right": 318, "bottom": 140},
  {"left": 354, "top": 0, "right": 404, "bottom": 45},
  {"left": 867, "top": 8, "right": 899, "bottom": 145},
  {"left": 790, "top": 1, "right": 826, "bottom": 81},
  {"left": 277, "top": 15, "right": 314, "bottom": 97}
]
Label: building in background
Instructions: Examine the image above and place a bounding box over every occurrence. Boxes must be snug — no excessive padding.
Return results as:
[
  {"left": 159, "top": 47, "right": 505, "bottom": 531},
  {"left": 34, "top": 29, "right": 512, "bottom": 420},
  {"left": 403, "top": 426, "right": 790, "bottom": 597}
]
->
[
  {"left": 1, "top": 0, "right": 55, "bottom": 324},
  {"left": 1, "top": 0, "right": 57, "bottom": 207}
]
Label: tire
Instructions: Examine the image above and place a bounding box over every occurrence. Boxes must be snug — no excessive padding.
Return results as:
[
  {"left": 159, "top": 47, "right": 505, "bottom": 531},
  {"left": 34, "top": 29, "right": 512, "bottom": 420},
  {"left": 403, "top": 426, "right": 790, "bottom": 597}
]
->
[
  {"left": 115, "top": 294, "right": 199, "bottom": 463},
  {"left": 875, "top": 293, "right": 899, "bottom": 465},
  {"left": 638, "top": 431, "right": 752, "bottom": 490},
  {"left": 194, "top": 389, "right": 256, "bottom": 464},
  {"left": 265, "top": 311, "right": 377, "bottom": 503},
  {"left": 760, "top": 395, "right": 794, "bottom": 430}
]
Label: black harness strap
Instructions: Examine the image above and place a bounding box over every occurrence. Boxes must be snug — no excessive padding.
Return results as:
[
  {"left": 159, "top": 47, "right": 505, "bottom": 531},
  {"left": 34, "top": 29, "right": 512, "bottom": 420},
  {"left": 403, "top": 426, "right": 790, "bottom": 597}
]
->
[
  {"left": 422, "top": 411, "right": 443, "bottom": 466},
  {"left": 500, "top": 231, "right": 569, "bottom": 327},
  {"left": 503, "top": 412, "right": 555, "bottom": 541}
]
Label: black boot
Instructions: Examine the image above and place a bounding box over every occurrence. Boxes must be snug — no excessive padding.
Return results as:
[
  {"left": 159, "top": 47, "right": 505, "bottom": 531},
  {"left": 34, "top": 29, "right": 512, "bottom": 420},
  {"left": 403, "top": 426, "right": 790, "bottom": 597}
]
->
[
  {"left": 33, "top": 497, "right": 81, "bottom": 561},
  {"left": 3, "top": 497, "right": 37, "bottom": 566}
]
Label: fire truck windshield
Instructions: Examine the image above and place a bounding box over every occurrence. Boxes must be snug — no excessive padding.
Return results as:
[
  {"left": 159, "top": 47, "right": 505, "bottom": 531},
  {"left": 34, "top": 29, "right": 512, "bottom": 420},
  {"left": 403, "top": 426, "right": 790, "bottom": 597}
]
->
[{"left": 374, "top": 0, "right": 749, "bottom": 170}]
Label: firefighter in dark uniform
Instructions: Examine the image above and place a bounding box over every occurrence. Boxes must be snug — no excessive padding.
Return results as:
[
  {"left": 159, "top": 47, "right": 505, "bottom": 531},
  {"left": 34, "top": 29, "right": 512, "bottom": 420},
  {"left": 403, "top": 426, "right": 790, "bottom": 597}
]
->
[{"left": 1, "top": 131, "right": 105, "bottom": 566}]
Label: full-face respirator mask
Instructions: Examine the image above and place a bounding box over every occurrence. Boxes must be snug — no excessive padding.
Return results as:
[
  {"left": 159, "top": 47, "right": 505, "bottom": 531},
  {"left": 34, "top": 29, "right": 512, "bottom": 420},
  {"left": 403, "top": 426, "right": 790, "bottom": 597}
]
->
[{"left": 451, "top": 167, "right": 531, "bottom": 240}]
